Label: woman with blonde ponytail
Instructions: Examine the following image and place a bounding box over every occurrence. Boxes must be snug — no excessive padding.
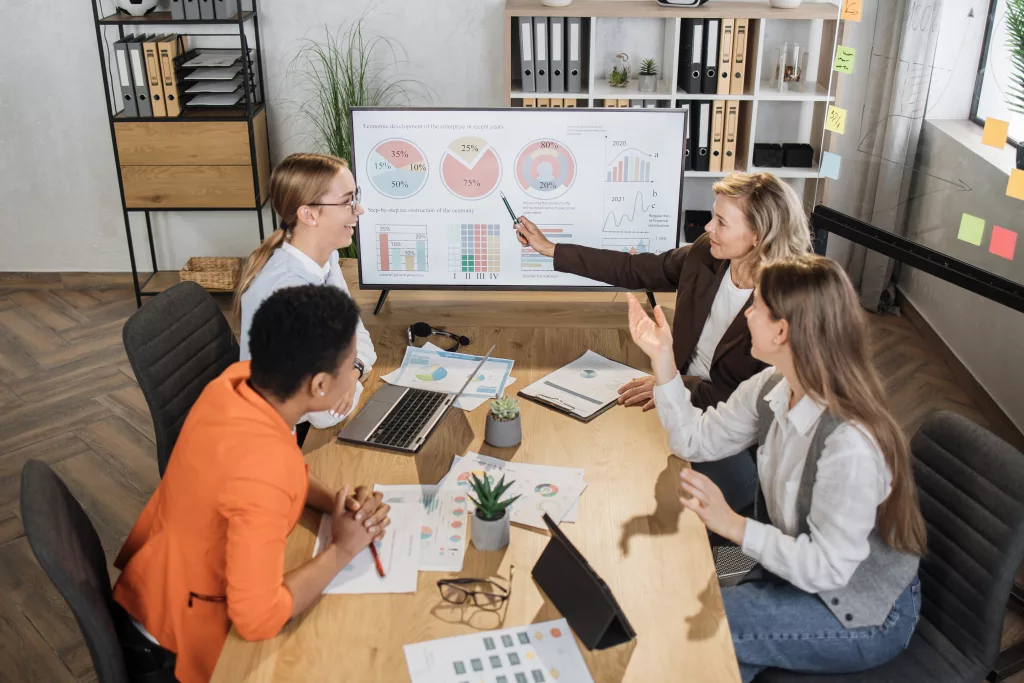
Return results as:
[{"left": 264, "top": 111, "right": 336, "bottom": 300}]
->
[
  {"left": 236, "top": 153, "right": 377, "bottom": 444},
  {"left": 628, "top": 254, "right": 925, "bottom": 681}
]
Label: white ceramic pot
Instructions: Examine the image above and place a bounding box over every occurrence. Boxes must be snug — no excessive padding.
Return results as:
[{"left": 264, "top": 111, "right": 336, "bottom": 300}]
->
[
  {"left": 485, "top": 415, "right": 522, "bottom": 448},
  {"left": 769, "top": 0, "right": 803, "bottom": 8},
  {"left": 115, "top": 0, "right": 160, "bottom": 16},
  {"left": 471, "top": 509, "right": 511, "bottom": 551},
  {"left": 541, "top": 0, "right": 573, "bottom": 6}
]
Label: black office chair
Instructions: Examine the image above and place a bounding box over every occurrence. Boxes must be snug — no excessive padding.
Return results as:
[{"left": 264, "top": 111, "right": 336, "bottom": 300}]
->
[
  {"left": 20, "top": 460, "right": 176, "bottom": 683},
  {"left": 758, "top": 411, "right": 1024, "bottom": 682},
  {"left": 123, "top": 281, "right": 238, "bottom": 477}
]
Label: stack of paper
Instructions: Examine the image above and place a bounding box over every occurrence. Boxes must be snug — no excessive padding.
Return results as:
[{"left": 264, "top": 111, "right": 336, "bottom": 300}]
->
[
  {"left": 405, "top": 618, "right": 594, "bottom": 683},
  {"left": 312, "top": 502, "right": 422, "bottom": 594},
  {"left": 380, "top": 343, "right": 516, "bottom": 410},
  {"left": 438, "top": 452, "right": 587, "bottom": 530},
  {"left": 374, "top": 484, "right": 469, "bottom": 572}
]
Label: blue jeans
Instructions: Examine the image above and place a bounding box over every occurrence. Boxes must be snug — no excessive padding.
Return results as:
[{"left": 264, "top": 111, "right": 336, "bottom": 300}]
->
[{"left": 722, "top": 577, "right": 921, "bottom": 682}]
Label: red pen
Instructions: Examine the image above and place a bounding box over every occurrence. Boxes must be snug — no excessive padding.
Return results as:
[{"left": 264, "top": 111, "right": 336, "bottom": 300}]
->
[{"left": 369, "top": 542, "right": 386, "bottom": 578}]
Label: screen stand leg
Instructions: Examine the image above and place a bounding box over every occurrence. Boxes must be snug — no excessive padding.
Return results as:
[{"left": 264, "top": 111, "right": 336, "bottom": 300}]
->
[
  {"left": 373, "top": 290, "right": 390, "bottom": 315},
  {"left": 646, "top": 291, "right": 657, "bottom": 309}
]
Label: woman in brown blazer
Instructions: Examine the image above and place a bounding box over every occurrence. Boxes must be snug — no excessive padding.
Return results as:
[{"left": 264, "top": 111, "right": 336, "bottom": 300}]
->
[{"left": 516, "top": 172, "right": 812, "bottom": 509}]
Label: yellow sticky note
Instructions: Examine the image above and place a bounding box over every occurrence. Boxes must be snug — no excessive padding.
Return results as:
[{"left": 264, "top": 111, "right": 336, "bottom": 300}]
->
[
  {"left": 982, "top": 117, "right": 1009, "bottom": 149},
  {"left": 841, "top": 0, "right": 863, "bottom": 21},
  {"left": 833, "top": 46, "right": 855, "bottom": 74},
  {"left": 825, "top": 105, "right": 848, "bottom": 135},
  {"left": 1008, "top": 169, "right": 1024, "bottom": 202}
]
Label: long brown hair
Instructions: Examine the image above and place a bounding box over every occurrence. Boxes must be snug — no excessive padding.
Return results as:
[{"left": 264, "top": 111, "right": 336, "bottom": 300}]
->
[
  {"left": 712, "top": 172, "right": 812, "bottom": 280},
  {"left": 759, "top": 254, "right": 927, "bottom": 556},
  {"left": 232, "top": 153, "right": 348, "bottom": 318}
]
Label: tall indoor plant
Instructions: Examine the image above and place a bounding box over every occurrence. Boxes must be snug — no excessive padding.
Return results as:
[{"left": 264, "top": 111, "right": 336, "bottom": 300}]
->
[
  {"left": 288, "top": 19, "right": 429, "bottom": 256},
  {"left": 1008, "top": 0, "right": 1024, "bottom": 169}
]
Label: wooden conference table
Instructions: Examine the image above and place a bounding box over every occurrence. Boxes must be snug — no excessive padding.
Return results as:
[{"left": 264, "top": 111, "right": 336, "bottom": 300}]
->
[{"left": 211, "top": 265, "right": 740, "bottom": 683}]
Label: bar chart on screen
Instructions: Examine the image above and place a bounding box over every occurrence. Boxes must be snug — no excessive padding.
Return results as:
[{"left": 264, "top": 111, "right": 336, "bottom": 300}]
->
[
  {"left": 521, "top": 225, "right": 576, "bottom": 271},
  {"left": 376, "top": 226, "right": 429, "bottom": 272},
  {"left": 605, "top": 144, "right": 655, "bottom": 183}
]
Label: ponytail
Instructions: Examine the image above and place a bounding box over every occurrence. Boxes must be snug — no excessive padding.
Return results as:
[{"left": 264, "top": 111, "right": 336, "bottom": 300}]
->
[
  {"left": 233, "top": 228, "right": 288, "bottom": 319},
  {"left": 232, "top": 152, "right": 348, "bottom": 320}
]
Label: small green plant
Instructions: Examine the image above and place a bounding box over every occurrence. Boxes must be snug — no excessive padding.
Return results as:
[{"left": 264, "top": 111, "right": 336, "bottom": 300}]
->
[
  {"left": 639, "top": 58, "right": 658, "bottom": 76},
  {"left": 609, "top": 65, "right": 630, "bottom": 87},
  {"left": 489, "top": 396, "right": 520, "bottom": 421},
  {"left": 1008, "top": 0, "right": 1024, "bottom": 115},
  {"left": 469, "top": 474, "right": 521, "bottom": 521}
]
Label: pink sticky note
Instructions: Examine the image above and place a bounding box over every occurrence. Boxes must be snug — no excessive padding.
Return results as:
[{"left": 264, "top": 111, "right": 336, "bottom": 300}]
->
[{"left": 989, "top": 226, "right": 1017, "bottom": 260}]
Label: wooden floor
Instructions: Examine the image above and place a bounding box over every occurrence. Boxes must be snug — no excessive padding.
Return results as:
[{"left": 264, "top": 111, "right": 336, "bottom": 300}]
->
[{"left": 0, "top": 275, "right": 1023, "bottom": 682}]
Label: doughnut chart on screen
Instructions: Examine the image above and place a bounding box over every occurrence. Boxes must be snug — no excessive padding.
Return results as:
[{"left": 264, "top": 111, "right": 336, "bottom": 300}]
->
[{"left": 351, "top": 107, "right": 686, "bottom": 290}]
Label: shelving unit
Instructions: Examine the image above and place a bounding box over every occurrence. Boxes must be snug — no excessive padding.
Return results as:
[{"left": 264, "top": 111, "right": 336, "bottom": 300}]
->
[
  {"left": 89, "top": 0, "right": 271, "bottom": 306},
  {"left": 503, "top": 0, "right": 845, "bottom": 228}
]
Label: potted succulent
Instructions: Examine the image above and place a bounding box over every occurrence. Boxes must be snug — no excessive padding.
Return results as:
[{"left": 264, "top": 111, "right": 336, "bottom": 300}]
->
[
  {"left": 469, "top": 474, "right": 520, "bottom": 551},
  {"left": 609, "top": 52, "right": 631, "bottom": 88},
  {"left": 638, "top": 58, "right": 658, "bottom": 93},
  {"left": 485, "top": 396, "right": 522, "bottom": 448},
  {"left": 1008, "top": 0, "right": 1024, "bottom": 169}
]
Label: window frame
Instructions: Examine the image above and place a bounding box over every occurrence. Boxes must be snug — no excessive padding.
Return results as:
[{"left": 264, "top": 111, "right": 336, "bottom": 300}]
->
[{"left": 970, "top": 0, "right": 1023, "bottom": 149}]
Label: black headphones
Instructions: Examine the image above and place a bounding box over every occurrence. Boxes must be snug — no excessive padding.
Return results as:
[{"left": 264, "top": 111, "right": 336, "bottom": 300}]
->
[{"left": 406, "top": 322, "right": 471, "bottom": 353}]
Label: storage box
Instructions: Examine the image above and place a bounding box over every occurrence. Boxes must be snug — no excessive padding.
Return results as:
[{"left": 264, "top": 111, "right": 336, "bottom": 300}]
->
[
  {"left": 782, "top": 143, "right": 814, "bottom": 168},
  {"left": 179, "top": 256, "right": 242, "bottom": 291},
  {"left": 753, "top": 143, "right": 783, "bottom": 167}
]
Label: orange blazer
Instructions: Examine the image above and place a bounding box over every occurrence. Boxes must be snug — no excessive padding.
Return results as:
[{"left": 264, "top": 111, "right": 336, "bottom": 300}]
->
[{"left": 114, "top": 361, "right": 308, "bottom": 683}]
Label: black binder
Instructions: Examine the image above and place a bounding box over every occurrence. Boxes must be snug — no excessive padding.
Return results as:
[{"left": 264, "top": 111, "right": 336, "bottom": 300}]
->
[
  {"left": 532, "top": 514, "right": 636, "bottom": 651},
  {"left": 682, "top": 102, "right": 692, "bottom": 170},
  {"left": 692, "top": 101, "right": 711, "bottom": 171},
  {"left": 677, "top": 19, "right": 704, "bottom": 95},
  {"left": 703, "top": 18, "right": 720, "bottom": 94}
]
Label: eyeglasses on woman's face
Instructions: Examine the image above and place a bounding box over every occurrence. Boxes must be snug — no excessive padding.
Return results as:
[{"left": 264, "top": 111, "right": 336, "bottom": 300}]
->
[{"left": 309, "top": 186, "right": 361, "bottom": 214}]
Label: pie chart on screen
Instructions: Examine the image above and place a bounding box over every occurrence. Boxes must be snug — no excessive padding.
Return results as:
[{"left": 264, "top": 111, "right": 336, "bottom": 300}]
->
[
  {"left": 367, "top": 139, "right": 428, "bottom": 199},
  {"left": 441, "top": 136, "right": 502, "bottom": 200},
  {"left": 515, "top": 139, "right": 576, "bottom": 199}
]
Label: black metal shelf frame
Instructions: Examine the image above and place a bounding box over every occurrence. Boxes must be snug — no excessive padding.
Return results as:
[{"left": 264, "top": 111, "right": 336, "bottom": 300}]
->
[{"left": 89, "top": 0, "right": 272, "bottom": 307}]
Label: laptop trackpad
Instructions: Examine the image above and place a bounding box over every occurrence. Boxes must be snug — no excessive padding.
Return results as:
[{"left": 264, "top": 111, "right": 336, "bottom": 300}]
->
[{"left": 340, "top": 390, "right": 400, "bottom": 437}]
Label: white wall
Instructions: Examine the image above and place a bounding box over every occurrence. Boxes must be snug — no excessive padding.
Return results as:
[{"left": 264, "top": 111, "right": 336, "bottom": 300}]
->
[{"left": 0, "top": 0, "right": 505, "bottom": 272}]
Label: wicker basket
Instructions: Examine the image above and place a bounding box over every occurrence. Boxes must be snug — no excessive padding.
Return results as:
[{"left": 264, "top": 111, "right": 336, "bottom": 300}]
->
[{"left": 179, "top": 257, "right": 242, "bottom": 291}]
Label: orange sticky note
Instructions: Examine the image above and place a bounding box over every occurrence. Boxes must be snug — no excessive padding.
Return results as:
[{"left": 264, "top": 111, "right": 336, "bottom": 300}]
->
[
  {"left": 841, "top": 0, "right": 863, "bottom": 21},
  {"left": 825, "top": 105, "right": 847, "bottom": 135},
  {"left": 1008, "top": 169, "right": 1024, "bottom": 202},
  {"left": 982, "top": 118, "right": 1009, "bottom": 149}
]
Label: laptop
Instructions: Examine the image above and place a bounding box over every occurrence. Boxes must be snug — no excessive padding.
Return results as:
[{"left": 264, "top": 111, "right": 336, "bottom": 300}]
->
[{"left": 337, "top": 345, "right": 495, "bottom": 453}]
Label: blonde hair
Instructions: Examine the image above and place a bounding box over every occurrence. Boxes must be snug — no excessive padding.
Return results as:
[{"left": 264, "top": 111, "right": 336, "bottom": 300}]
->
[
  {"left": 712, "top": 172, "right": 812, "bottom": 278},
  {"left": 759, "top": 254, "right": 927, "bottom": 556},
  {"left": 233, "top": 153, "right": 349, "bottom": 318}
]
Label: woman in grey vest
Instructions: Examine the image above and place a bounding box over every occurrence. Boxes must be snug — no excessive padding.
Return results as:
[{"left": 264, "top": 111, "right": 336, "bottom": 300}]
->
[
  {"left": 234, "top": 154, "right": 377, "bottom": 446},
  {"left": 627, "top": 254, "right": 925, "bottom": 681}
]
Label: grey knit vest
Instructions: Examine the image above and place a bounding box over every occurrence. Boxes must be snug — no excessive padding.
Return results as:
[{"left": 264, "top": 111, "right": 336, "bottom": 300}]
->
[{"left": 754, "top": 374, "right": 919, "bottom": 628}]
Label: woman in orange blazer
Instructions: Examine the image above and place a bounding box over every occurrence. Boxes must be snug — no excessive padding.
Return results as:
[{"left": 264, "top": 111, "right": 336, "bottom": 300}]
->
[{"left": 112, "top": 285, "right": 390, "bottom": 683}]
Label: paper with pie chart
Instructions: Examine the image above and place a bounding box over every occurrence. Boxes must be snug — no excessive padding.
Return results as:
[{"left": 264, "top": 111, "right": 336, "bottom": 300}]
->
[
  {"left": 312, "top": 502, "right": 421, "bottom": 594},
  {"left": 404, "top": 618, "right": 594, "bottom": 683},
  {"left": 375, "top": 484, "right": 468, "bottom": 573},
  {"left": 389, "top": 346, "right": 515, "bottom": 401},
  {"left": 440, "top": 452, "right": 587, "bottom": 530}
]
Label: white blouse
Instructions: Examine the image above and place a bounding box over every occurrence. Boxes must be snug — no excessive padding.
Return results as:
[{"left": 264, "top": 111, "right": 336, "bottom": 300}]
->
[{"left": 653, "top": 367, "right": 891, "bottom": 593}]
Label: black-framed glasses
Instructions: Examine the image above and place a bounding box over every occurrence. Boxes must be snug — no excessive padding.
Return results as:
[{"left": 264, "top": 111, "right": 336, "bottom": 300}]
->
[
  {"left": 309, "top": 186, "right": 361, "bottom": 213},
  {"left": 437, "top": 566, "right": 514, "bottom": 610}
]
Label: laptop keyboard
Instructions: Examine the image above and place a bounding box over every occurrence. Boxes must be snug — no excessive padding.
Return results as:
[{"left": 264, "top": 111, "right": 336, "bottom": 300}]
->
[{"left": 368, "top": 389, "right": 448, "bottom": 449}]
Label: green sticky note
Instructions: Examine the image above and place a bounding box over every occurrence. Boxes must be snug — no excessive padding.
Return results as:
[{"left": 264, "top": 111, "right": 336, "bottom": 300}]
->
[
  {"left": 833, "top": 46, "right": 855, "bottom": 74},
  {"left": 957, "top": 213, "right": 985, "bottom": 246}
]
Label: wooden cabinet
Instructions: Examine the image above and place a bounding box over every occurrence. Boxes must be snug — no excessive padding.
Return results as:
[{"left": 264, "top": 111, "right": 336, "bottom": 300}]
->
[{"left": 114, "top": 109, "right": 270, "bottom": 209}]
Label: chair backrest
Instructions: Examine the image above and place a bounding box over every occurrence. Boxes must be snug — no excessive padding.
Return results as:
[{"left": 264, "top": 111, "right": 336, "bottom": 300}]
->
[
  {"left": 21, "top": 460, "right": 129, "bottom": 683},
  {"left": 123, "top": 281, "right": 238, "bottom": 476},
  {"left": 912, "top": 410, "right": 1024, "bottom": 670}
]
